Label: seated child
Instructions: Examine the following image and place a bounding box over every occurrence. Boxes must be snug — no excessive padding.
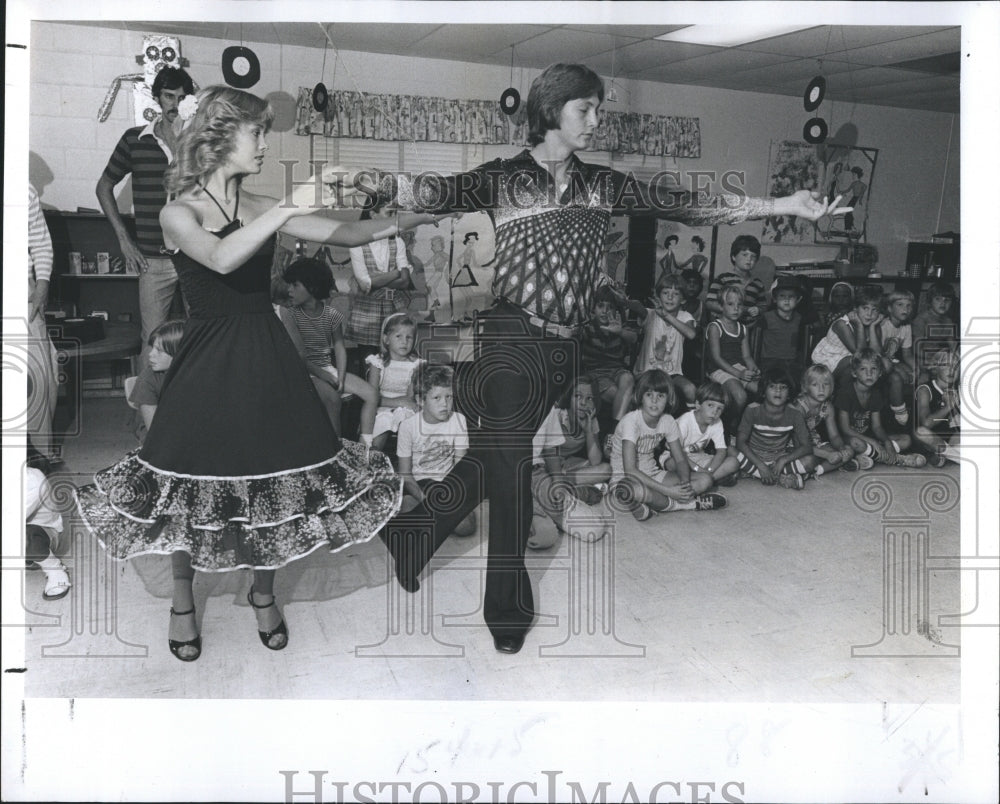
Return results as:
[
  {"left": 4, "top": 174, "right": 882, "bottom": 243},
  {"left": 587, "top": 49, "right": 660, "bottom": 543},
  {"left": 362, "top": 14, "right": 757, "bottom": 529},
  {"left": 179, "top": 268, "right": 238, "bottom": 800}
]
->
[
  {"left": 811, "top": 283, "right": 883, "bottom": 386},
  {"left": 821, "top": 281, "right": 855, "bottom": 335},
  {"left": 679, "top": 268, "right": 705, "bottom": 381},
  {"left": 792, "top": 364, "right": 869, "bottom": 475},
  {"left": 705, "top": 285, "right": 759, "bottom": 435},
  {"left": 734, "top": 366, "right": 813, "bottom": 490},
  {"left": 835, "top": 348, "right": 927, "bottom": 468},
  {"left": 758, "top": 274, "right": 805, "bottom": 377},
  {"left": 911, "top": 282, "right": 958, "bottom": 381},
  {"left": 706, "top": 234, "right": 766, "bottom": 326},
  {"left": 633, "top": 273, "right": 697, "bottom": 408},
  {"left": 914, "top": 348, "right": 961, "bottom": 467},
  {"left": 366, "top": 313, "right": 424, "bottom": 451},
  {"left": 396, "top": 363, "right": 476, "bottom": 537},
  {"left": 609, "top": 369, "right": 727, "bottom": 521},
  {"left": 128, "top": 319, "right": 185, "bottom": 432},
  {"left": 281, "top": 257, "right": 378, "bottom": 442},
  {"left": 877, "top": 289, "right": 916, "bottom": 426},
  {"left": 579, "top": 285, "right": 639, "bottom": 424},
  {"left": 25, "top": 444, "right": 70, "bottom": 601},
  {"left": 658, "top": 380, "right": 740, "bottom": 491},
  {"left": 528, "top": 374, "right": 613, "bottom": 549}
]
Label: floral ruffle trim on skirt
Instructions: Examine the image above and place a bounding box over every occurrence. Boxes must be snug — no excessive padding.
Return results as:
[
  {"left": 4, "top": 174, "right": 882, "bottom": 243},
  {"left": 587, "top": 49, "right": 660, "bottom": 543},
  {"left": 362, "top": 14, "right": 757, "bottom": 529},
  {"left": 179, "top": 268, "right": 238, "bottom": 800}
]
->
[{"left": 74, "top": 441, "right": 401, "bottom": 572}]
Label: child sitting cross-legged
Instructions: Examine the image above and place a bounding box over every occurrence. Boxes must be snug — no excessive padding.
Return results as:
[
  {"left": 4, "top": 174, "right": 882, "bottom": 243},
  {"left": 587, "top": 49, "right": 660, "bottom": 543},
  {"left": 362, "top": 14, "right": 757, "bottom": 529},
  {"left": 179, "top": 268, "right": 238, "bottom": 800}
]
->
[
  {"left": 528, "top": 374, "right": 612, "bottom": 549},
  {"left": 633, "top": 273, "right": 698, "bottom": 409},
  {"left": 128, "top": 319, "right": 185, "bottom": 433},
  {"left": 706, "top": 284, "right": 759, "bottom": 436},
  {"left": 281, "top": 257, "right": 378, "bottom": 443},
  {"left": 811, "top": 283, "right": 883, "bottom": 387},
  {"left": 792, "top": 364, "right": 869, "bottom": 475},
  {"left": 835, "top": 348, "right": 927, "bottom": 468},
  {"left": 877, "top": 289, "right": 917, "bottom": 426},
  {"left": 734, "top": 366, "right": 813, "bottom": 490},
  {"left": 913, "top": 348, "right": 961, "bottom": 467},
  {"left": 396, "top": 363, "right": 476, "bottom": 538},
  {"left": 758, "top": 275, "right": 805, "bottom": 377},
  {"left": 658, "top": 380, "right": 741, "bottom": 491},
  {"left": 609, "top": 369, "right": 728, "bottom": 522},
  {"left": 579, "top": 285, "right": 639, "bottom": 426}
]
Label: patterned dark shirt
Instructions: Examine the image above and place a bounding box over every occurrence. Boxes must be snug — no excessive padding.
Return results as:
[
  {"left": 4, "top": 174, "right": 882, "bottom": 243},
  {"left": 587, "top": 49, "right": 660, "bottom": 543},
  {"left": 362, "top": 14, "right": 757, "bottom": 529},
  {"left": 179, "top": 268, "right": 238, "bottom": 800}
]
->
[
  {"left": 386, "top": 150, "right": 768, "bottom": 327},
  {"left": 100, "top": 124, "right": 170, "bottom": 256}
]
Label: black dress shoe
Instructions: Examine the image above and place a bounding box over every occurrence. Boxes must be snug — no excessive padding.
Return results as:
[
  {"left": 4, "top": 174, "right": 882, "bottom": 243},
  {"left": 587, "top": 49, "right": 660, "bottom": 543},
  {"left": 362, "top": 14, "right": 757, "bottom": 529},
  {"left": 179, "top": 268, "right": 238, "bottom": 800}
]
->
[{"left": 493, "top": 634, "right": 525, "bottom": 654}]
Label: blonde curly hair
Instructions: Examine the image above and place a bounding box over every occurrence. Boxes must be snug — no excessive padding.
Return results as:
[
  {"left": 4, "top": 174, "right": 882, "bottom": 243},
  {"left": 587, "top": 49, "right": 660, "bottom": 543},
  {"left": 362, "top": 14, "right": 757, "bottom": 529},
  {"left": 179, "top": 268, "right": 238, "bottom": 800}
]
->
[{"left": 165, "top": 85, "right": 274, "bottom": 195}]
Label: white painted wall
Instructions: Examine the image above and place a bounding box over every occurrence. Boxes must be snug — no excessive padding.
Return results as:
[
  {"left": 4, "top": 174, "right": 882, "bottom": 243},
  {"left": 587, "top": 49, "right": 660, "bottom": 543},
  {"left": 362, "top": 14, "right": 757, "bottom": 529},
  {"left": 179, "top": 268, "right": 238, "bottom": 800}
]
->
[{"left": 30, "top": 21, "right": 959, "bottom": 277}]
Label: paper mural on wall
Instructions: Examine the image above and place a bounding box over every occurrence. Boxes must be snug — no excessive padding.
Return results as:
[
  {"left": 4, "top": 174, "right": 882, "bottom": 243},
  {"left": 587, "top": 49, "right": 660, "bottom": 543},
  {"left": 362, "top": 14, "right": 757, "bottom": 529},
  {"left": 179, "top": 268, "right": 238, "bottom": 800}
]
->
[
  {"left": 295, "top": 87, "right": 701, "bottom": 157},
  {"left": 760, "top": 140, "right": 877, "bottom": 244},
  {"left": 654, "top": 220, "right": 716, "bottom": 286},
  {"left": 814, "top": 145, "right": 878, "bottom": 244}
]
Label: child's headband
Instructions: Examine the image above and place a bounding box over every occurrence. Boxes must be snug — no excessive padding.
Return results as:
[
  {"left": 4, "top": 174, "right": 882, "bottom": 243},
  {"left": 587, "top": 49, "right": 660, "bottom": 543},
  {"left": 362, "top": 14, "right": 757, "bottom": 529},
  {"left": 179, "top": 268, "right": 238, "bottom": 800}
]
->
[{"left": 381, "top": 312, "right": 410, "bottom": 336}]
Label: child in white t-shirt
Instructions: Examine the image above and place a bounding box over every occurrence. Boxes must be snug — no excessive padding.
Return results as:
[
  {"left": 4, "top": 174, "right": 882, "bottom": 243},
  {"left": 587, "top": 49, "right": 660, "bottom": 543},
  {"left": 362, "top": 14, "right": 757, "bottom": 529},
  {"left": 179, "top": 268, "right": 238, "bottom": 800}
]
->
[
  {"left": 396, "top": 363, "right": 476, "bottom": 537},
  {"left": 609, "top": 370, "right": 727, "bottom": 521},
  {"left": 660, "top": 381, "right": 740, "bottom": 492}
]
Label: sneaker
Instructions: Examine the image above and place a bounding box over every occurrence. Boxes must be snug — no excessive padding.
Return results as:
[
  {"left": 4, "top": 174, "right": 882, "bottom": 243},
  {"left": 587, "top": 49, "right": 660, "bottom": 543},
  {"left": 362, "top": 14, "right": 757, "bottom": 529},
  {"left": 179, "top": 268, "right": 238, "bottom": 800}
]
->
[
  {"left": 853, "top": 454, "right": 875, "bottom": 470},
  {"left": 576, "top": 485, "right": 604, "bottom": 506},
  {"left": 839, "top": 458, "right": 860, "bottom": 472},
  {"left": 631, "top": 503, "right": 654, "bottom": 522},
  {"left": 717, "top": 473, "right": 739, "bottom": 487},
  {"left": 695, "top": 492, "right": 728, "bottom": 510},
  {"left": 777, "top": 473, "right": 805, "bottom": 490},
  {"left": 895, "top": 452, "right": 928, "bottom": 468},
  {"left": 927, "top": 453, "right": 948, "bottom": 468}
]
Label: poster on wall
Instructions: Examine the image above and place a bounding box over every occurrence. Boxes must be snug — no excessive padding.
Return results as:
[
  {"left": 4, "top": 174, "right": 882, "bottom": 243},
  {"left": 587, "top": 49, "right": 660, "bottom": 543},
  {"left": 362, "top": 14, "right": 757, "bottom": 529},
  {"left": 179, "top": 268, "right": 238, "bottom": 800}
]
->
[
  {"left": 654, "top": 220, "right": 716, "bottom": 288},
  {"left": 760, "top": 140, "right": 823, "bottom": 244},
  {"left": 416, "top": 212, "right": 496, "bottom": 323},
  {"left": 760, "top": 140, "right": 878, "bottom": 245},
  {"left": 814, "top": 144, "right": 878, "bottom": 244}
]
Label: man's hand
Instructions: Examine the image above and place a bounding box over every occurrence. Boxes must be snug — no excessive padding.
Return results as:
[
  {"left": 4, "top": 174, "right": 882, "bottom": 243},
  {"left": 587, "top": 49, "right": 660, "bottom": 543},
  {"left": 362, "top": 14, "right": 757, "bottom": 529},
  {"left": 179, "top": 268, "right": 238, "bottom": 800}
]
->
[
  {"left": 29, "top": 279, "right": 50, "bottom": 322},
  {"left": 120, "top": 239, "right": 149, "bottom": 274},
  {"left": 777, "top": 191, "right": 852, "bottom": 221}
]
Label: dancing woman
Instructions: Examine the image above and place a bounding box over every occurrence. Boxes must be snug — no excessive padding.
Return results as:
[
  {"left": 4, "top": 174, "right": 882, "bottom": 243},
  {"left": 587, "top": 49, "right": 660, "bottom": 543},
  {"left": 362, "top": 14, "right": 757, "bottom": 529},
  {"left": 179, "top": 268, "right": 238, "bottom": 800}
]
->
[{"left": 76, "top": 86, "right": 441, "bottom": 661}]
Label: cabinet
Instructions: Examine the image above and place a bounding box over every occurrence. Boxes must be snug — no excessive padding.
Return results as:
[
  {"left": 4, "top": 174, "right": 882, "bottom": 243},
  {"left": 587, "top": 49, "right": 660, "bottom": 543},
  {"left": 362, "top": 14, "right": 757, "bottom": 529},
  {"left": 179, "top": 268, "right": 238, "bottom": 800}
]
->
[
  {"left": 43, "top": 210, "right": 141, "bottom": 324},
  {"left": 42, "top": 210, "right": 142, "bottom": 399}
]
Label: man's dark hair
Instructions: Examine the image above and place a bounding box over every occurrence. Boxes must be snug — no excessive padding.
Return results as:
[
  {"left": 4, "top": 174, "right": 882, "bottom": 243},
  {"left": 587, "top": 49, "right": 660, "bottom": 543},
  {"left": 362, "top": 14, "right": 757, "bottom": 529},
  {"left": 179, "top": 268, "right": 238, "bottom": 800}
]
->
[
  {"left": 152, "top": 67, "right": 195, "bottom": 98},
  {"left": 527, "top": 63, "right": 604, "bottom": 146}
]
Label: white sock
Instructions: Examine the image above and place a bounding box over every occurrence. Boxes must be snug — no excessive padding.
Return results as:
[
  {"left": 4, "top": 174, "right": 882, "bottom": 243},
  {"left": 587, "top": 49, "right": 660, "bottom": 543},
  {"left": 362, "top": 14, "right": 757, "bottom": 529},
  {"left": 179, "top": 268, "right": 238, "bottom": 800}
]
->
[
  {"left": 672, "top": 500, "right": 697, "bottom": 510},
  {"left": 38, "top": 553, "right": 63, "bottom": 570},
  {"left": 360, "top": 433, "right": 374, "bottom": 447},
  {"left": 815, "top": 465, "right": 826, "bottom": 476}
]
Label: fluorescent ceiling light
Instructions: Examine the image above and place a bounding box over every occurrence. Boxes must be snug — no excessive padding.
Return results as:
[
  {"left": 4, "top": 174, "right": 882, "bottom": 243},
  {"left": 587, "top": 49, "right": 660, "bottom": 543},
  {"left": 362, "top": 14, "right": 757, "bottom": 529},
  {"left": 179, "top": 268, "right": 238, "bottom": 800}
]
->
[{"left": 656, "top": 25, "right": 815, "bottom": 48}]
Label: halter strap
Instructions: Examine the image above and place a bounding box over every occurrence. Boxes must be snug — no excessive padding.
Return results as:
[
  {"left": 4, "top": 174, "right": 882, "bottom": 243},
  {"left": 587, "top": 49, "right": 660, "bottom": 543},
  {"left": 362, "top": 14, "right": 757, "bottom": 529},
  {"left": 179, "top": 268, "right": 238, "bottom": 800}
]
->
[{"left": 200, "top": 184, "right": 240, "bottom": 223}]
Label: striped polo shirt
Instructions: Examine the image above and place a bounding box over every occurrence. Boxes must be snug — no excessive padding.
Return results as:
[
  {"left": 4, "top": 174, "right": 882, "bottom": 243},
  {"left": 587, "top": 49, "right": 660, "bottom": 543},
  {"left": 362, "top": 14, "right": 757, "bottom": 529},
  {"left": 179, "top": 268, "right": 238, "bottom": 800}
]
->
[{"left": 100, "top": 123, "right": 171, "bottom": 256}]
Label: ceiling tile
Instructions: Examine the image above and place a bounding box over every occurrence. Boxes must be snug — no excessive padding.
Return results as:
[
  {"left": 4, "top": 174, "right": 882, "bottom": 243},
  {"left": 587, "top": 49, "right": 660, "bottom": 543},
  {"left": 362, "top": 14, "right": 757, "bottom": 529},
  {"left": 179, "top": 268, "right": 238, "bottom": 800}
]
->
[
  {"left": 826, "top": 28, "right": 961, "bottom": 67},
  {"left": 634, "top": 49, "right": 796, "bottom": 82},
  {"left": 740, "top": 25, "right": 955, "bottom": 57},
  {"left": 406, "top": 24, "right": 552, "bottom": 61},
  {"left": 563, "top": 24, "right": 689, "bottom": 39}
]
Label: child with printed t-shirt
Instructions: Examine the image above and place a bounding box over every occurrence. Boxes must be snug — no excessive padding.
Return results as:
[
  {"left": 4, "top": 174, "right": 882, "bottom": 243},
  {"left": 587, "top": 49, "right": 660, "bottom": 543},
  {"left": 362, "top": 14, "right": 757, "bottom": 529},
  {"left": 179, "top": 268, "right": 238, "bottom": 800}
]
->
[
  {"left": 634, "top": 273, "right": 697, "bottom": 408},
  {"left": 396, "top": 363, "right": 476, "bottom": 538}
]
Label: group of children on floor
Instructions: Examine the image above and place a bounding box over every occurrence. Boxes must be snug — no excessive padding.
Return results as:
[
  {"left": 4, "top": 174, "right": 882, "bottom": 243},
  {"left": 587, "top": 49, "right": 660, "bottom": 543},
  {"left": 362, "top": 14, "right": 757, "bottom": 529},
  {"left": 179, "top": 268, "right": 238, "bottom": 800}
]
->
[{"left": 112, "top": 245, "right": 960, "bottom": 557}]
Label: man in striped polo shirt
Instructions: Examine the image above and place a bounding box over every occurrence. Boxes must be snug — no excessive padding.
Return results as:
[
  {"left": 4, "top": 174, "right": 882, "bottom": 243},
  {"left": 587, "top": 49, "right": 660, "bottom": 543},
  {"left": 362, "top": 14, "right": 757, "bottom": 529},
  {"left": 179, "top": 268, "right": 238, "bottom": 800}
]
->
[{"left": 96, "top": 67, "right": 195, "bottom": 369}]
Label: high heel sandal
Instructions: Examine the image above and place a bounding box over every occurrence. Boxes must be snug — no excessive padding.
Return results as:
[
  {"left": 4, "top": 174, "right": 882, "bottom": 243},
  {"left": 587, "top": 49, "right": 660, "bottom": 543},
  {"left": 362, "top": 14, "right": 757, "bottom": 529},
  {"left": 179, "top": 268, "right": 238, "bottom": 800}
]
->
[
  {"left": 247, "top": 587, "right": 288, "bottom": 651},
  {"left": 168, "top": 606, "right": 202, "bottom": 662}
]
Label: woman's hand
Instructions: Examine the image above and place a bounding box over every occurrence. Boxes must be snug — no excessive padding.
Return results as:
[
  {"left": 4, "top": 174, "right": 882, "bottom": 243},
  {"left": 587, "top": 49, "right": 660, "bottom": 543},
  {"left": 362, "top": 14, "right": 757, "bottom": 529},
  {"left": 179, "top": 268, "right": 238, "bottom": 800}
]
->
[{"left": 287, "top": 164, "right": 373, "bottom": 214}]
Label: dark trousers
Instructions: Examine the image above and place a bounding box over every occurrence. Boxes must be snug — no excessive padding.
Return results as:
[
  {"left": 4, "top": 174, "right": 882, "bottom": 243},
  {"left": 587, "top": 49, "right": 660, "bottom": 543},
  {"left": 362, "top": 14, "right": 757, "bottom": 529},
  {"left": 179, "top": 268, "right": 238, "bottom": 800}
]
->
[{"left": 383, "top": 300, "right": 576, "bottom": 639}]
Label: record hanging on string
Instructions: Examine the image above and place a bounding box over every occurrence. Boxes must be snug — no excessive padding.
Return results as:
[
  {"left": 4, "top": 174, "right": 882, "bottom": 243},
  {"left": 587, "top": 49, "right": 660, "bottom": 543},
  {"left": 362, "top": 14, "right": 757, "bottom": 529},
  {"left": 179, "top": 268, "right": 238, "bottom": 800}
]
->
[
  {"left": 500, "top": 87, "right": 520, "bottom": 115},
  {"left": 222, "top": 45, "right": 261, "bottom": 89},
  {"left": 803, "top": 75, "right": 826, "bottom": 111},
  {"left": 312, "top": 82, "right": 329, "bottom": 112}
]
